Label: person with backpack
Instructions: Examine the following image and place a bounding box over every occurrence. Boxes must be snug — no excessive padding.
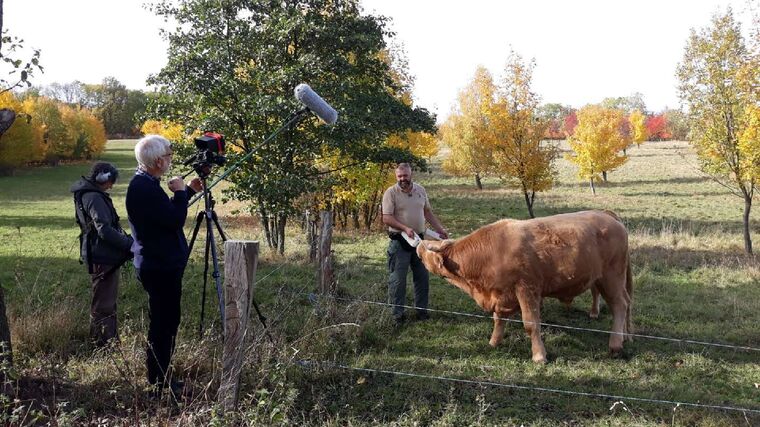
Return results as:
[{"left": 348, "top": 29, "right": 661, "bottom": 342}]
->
[{"left": 71, "top": 162, "right": 133, "bottom": 347}]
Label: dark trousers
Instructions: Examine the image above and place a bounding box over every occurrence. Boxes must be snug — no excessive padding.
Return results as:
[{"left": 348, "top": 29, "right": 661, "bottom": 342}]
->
[
  {"left": 387, "top": 239, "right": 429, "bottom": 319},
  {"left": 90, "top": 264, "right": 119, "bottom": 346},
  {"left": 137, "top": 267, "right": 184, "bottom": 385}
]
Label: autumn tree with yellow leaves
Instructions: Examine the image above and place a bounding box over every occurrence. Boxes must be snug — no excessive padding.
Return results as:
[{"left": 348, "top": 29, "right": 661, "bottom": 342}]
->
[
  {"left": 441, "top": 55, "right": 557, "bottom": 218},
  {"left": 677, "top": 8, "right": 759, "bottom": 253},
  {"left": 490, "top": 52, "right": 557, "bottom": 218},
  {"left": 441, "top": 66, "right": 497, "bottom": 190},
  {"left": 629, "top": 109, "right": 648, "bottom": 148},
  {"left": 566, "top": 105, "right": 629, "bottom": 195}
]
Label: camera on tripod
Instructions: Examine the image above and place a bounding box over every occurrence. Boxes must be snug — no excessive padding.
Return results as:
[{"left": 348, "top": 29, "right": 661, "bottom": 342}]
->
[{"left": 183, "top": 132, "right": 227, "bottom": 178}]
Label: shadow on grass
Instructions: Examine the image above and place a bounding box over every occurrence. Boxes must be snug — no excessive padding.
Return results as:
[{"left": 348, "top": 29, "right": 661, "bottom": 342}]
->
[
  {"left": 0, "top": 215, "right": 79, "bottom": 230},
  {"left": 554, "top": 176, "right": 712, "bottom": 189}
]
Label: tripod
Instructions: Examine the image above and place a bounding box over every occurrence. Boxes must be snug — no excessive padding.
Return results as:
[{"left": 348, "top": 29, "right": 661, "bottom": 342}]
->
[
  {"left": 188, "top": 176, "right": 227, "bottom": 336},
  {"left": 187, "top": 175, "right": 274, "bottom": 342}
]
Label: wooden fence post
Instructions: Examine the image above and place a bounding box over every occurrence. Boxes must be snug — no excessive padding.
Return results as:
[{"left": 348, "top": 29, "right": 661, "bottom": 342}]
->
[
  {"left": 218, "top": 240, "right": 259, "bottom": 412},
  {"left": 319, "top": 210, "right": 334, "bottom": 295}
]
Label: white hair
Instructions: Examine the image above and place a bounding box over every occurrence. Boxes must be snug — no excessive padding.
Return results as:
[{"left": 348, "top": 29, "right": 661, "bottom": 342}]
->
[{"left": 135, "top": 134, "right": 171, "bottom": 169}]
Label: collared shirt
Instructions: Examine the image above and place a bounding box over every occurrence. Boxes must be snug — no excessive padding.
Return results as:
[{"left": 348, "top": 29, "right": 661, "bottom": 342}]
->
[{"left": 381, "top": 182, "right": 431, "bottom": 234}]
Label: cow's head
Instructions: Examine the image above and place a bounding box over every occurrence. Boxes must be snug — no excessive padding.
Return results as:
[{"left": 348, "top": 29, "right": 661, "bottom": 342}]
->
[{"left": 416, "top": 239, "right": 454, "bottom": 276}]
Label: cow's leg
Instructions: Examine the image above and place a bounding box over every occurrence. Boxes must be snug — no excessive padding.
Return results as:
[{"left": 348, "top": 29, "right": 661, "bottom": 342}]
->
[
  {"left": 589, "top": 286, "right": 600, "bottom": 319},
  {"left": 599, "top": 282, "right": 629, "bottom": 356},
  {"left": 489, "top": 311, "right": 505, "bottom": 347},
  {"left": 515, "top": 287, "right": 546, "bottom": 364}
]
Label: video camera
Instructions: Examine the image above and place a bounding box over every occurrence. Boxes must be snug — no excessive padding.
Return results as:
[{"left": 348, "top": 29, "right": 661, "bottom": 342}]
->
[{"left": 184, "top": 132, "right": 226, "bottom": 178}]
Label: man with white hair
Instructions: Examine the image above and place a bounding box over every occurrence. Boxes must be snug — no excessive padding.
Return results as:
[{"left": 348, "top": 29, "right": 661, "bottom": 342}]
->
[
  {"left": 382, "top": 162, "right": 448, "bottom": 325},
  {"left": 126, "top": 134, "right": 202, "bottom": 398}
]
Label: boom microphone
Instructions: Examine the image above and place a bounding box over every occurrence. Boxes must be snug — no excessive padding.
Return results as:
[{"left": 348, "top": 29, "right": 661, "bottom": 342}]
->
[{"left": 294, "top": 83, "right": 338, "bottom": 125}]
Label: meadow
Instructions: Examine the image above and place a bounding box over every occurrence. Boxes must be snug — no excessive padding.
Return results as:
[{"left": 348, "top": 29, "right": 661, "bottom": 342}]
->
[{"left": 0, "top": 139, "right": 758, "bottom": 426}]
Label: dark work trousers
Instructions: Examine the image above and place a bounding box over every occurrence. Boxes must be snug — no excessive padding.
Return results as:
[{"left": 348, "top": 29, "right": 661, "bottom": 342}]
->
[
  {"left": 90, "top": 264, "right": 119, "bottom": 346},
  {"left": 387, "top": 239, "right": 429, "bottom": 319},
  {"left": 137, "top": 267, "right": 184, "bottom": 385}
]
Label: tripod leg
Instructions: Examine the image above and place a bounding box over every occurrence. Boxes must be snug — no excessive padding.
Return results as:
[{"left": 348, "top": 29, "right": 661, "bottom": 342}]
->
[
  {"left": 211, "top": 210, "right": 227, "bottom": 242},
  {"left": 205, "top": 211, "right": 226, "bottom": 334},
  {"left": 188, "top": 211, "right": 205, "bottom": 252},
  {"left": 199, "top": 223, "right": 211, "bottom": 336}
]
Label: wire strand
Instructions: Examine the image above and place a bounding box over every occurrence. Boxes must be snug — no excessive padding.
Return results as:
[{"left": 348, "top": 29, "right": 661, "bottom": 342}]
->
[
  {"left": 296, "top": 360, "right": 760, "bottom": 415},
  {"left": 299, "top": 292, "right": 760, "bottom": 353}
]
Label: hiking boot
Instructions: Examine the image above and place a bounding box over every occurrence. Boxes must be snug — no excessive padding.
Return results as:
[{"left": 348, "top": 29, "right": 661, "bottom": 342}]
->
[{"left": 416, "top": 311, "right": 430, "bottom": 321}]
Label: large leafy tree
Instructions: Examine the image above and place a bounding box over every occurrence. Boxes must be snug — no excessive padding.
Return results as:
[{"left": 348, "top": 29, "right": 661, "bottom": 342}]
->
[
  {"left": 147, "top": 0, "right": 435, "bottom": 254},
  {"left": 440, "top": 66, "right": 498, "bottom": 190},
  {"left": 490, "top": 51, "right": 557, "bottom": 218},
  {"left": 82, "top": 77, "right": 147, "bottom": 137},
  {"left": 676, "top": 8, "right": 759, "bottom": 253}
]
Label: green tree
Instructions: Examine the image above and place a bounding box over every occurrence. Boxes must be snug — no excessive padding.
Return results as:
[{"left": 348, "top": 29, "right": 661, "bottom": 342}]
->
[
  {"left": 676, "top": 8, "right": 759, "bottom": 253},
  {"left": 83, "top": 77, "right": 147, "bottom": 137},
  {"left": 600, "top": 92, "right": 647, "bottom": 114},
  {"left": 148, "top": 0, "right": 435, "bottom": 254}
]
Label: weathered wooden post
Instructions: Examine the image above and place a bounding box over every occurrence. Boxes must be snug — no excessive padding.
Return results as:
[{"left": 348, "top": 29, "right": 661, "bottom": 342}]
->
[
  {"left": 218, "top": 240, "right": 259, "bottom": 412},
  {"left": 318, "top": 210, "right": 334, "bottom": 295}
]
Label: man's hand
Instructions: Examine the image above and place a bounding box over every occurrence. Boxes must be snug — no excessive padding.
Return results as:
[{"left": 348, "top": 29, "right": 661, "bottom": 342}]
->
[
  {"left": 188, "top": 178, "right": 203, "bottom": 193},
  {"left": 404, "top": 227, "right": 415, "bottom": 238},
  {"left": 438, "top": 229, "right": 449, "bottom": 239},
  {"left": 168, "top": 176, "right": 186, "bottom": 192}
]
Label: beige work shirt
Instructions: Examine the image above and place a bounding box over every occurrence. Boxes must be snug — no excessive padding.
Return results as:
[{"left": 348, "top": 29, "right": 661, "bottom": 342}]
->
[{"left": 381, "top": 182, "right": 431, "bottom": 234}]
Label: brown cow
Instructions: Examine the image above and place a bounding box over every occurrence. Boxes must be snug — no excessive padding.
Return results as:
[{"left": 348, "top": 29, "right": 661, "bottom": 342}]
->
[{"left": 416, "top": 210, "right": 633, "bottom": 363}]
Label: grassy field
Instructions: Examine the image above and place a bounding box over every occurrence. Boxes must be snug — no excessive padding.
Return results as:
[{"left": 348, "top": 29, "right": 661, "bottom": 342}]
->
[{"left": 0, "top": 140, "right": 758, "bottom": 426}]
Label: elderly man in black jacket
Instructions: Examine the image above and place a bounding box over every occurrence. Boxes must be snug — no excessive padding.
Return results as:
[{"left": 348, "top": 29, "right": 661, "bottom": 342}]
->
[
  {"left": 126, "top": 134, "right": 201, "bottom": 397},
  {"left": 71, "top": 162, "right": 133, "bottom": 347}
]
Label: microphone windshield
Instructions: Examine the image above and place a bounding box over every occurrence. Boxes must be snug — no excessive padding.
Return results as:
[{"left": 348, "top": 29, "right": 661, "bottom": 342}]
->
[{"left": 294, "top": 84, "right": 338, "bottom": 125}]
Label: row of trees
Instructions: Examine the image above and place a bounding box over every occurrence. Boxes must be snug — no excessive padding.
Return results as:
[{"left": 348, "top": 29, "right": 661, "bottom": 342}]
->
[
  {"left": 441, "top": 7, "right": 759, "bottom": 254},
  {"left": 539, "top": 99, "right": 690, "bottom": 142},
  {"left": 439, "top": 53, "right": 659, "bottom": 215},
  {"left": 0, "top": 91, "right": 106, "bottom": 173},
  {"left": 40, "top": 78, "right": 148, "bottom": 137}
]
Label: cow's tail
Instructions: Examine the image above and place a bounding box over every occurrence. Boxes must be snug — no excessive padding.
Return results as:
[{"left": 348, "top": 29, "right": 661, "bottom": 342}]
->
[{"left": 625, "top": 254, "right": 634, "bottom": 342}]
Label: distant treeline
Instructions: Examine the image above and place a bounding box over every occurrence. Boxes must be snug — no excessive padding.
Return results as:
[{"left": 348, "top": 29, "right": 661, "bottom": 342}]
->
[{"left": 0, "top": 77, "right": 151, "bottom": 174}]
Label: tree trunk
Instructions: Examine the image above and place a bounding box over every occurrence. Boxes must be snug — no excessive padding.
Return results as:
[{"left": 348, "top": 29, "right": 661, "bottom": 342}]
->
[
  {"left": 589, "top": 178, "right": 596, "bottom": 195},
  {"left": 743, "top": 195, "right": 753, "bottom": 254},
  {"left": 523, "top": 191, "right": 535, "bottom": 218},
  {"left": 602, "top": 171, "right": 608, "bottom": 182},
  {"left": 475, "top": 173, "right": 483, "bottom": 190}
]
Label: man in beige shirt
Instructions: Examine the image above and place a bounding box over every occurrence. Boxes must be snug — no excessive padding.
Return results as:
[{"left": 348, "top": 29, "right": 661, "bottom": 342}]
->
[{"left": 382, "top": 163, "right": 448, "bottom": 324}]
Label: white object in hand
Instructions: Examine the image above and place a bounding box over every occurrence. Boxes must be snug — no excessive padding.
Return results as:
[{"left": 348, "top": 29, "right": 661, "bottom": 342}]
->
[
  {"left": 424, "top": 228, "right": 442, "bottom": 240},
  {"left": 402, "top": 232, "right": 422, "bottom": 248}
]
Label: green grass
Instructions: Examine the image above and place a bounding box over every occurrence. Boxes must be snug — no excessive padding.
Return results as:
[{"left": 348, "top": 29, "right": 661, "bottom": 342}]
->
[{"left": 0, "top": 140, "right": 758, "bottom": 426}]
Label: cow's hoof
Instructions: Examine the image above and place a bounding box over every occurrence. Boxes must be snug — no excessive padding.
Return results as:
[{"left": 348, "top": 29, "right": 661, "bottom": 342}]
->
[
  {"left": 532, "top": 355, "right": 547, "bottom": 364},
  {"left": 589, "top": 311, "right": 599, "bottom": 319},
  {"left": 609, "top": 348, "right": 623, "bottom": 358},
  {"left": 489, "top": 338, "right": 501, "bottom": 347}
]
